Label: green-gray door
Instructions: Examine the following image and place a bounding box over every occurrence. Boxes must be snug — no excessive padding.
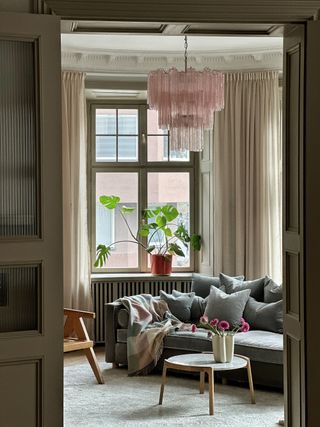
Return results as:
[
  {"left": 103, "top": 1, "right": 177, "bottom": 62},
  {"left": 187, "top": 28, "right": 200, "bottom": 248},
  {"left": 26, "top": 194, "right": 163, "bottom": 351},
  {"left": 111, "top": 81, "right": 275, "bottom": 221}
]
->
[
  {"left": 0, "top": 12, "right": 63, "bottom": 427},
  {"left": 283, "top": 21, "right": 320, "bottom": 427}
]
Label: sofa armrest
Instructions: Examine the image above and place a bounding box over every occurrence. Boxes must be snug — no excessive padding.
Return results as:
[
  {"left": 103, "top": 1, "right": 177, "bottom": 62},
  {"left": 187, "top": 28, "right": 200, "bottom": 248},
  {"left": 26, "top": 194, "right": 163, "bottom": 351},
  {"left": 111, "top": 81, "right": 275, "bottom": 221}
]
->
[{"left": 105, "top": 301, "right": 123, "bottom": 363}]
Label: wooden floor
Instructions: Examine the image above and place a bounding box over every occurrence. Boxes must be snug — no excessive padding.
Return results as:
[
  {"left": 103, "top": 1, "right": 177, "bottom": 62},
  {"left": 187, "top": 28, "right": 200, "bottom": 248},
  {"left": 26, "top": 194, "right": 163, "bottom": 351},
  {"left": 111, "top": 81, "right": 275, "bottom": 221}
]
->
[{"left": 64, "top": 345, "right": 105, "bottom": 367}]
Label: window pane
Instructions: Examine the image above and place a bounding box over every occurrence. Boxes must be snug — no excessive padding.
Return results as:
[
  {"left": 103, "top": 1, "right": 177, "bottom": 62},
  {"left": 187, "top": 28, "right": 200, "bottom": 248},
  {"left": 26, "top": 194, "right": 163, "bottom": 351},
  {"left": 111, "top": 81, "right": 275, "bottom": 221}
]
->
[
  {"left": 118, "top": 136, "right": 138, "bottom": 162},
  {"left": 96, "top": 173, "right": 139, "bottom": 269},
  {"left": 147, "top": 109, "right": 189, "bottom": 162},
  {"left": 96, "top": 136, "right": 116, "bottom": 162},
  {"left": 96, "top": 109, "right": 116, "bottom": 134},
  {"left": 147, "top": 135, "right": 169, "bottom": 162},
  {"left": 118, "top": 109, "right": 138, "bottom": 134},
  {"left": 170, "top": 150, "right": 190, "bottom": 162},
  {"left": 147, "top": 109, "right": 168, "bottom": 134},
  {"left": 147, "top": 172, "right": 190, "bottom": 268}
]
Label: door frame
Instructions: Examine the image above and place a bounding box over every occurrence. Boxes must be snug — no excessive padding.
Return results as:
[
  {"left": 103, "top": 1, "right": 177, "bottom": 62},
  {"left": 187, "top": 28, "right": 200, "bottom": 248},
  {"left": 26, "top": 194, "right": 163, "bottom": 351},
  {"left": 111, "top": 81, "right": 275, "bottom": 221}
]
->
[
  {"left": 48, "top": 3, "right": 318, "bottom": 425},
  {"left": 4, "top": 1, "right": 320, "bottom": 426}
]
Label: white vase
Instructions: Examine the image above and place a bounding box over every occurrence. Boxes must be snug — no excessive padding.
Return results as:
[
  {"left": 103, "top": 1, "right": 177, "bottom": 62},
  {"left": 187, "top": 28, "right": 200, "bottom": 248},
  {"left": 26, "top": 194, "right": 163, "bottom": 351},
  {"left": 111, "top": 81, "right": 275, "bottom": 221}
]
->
[
  {"left": 225, "top": 334, "right": 234, "bottom": 362},
  {"left": 212, "top": 335, "right": 227, "bottom": 363}
]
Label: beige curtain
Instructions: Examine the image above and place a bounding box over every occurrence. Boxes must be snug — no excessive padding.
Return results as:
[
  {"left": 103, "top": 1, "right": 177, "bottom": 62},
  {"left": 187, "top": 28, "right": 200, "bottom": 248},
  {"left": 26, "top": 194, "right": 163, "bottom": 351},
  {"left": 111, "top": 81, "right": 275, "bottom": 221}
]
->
[
  {"left": 62, "top": 71, "right": 91, "bottom": 310},
  {"left": 213, "top": 71, "right": 282, "bottom": 283}
]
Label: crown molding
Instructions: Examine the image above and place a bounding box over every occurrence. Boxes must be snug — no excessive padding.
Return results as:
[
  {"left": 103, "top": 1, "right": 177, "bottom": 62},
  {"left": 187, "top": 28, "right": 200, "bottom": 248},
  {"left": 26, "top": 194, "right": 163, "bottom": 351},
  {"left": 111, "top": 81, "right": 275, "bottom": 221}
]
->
[{"left": 61, "top": 50, "right": 283, "bottom": 75}]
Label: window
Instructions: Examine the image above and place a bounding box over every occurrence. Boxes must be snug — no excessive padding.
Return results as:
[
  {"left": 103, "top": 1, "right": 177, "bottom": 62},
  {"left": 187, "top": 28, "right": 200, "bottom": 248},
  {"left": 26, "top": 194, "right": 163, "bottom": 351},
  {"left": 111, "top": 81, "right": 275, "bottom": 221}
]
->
[
  {"left": 90, "top": 103, "right": 194, "bottom": 272},
  {"left": 96, "top": 108, "right": 138, "bottom": 162}
]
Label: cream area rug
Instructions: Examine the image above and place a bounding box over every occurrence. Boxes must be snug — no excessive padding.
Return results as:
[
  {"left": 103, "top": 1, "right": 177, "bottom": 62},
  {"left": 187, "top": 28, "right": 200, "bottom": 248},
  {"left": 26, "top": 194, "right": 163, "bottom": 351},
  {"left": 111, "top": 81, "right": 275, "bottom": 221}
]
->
[{"left": 64, "top": 353, "right": 284, "bottom": 427}]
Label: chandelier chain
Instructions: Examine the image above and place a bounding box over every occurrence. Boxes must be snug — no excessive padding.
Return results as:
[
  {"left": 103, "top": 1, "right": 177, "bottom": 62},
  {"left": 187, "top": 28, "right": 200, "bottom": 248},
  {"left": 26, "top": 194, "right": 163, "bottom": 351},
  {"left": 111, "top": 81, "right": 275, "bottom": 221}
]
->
[{"left": 184, "top": 35, "right": 188, "bottom": 72}]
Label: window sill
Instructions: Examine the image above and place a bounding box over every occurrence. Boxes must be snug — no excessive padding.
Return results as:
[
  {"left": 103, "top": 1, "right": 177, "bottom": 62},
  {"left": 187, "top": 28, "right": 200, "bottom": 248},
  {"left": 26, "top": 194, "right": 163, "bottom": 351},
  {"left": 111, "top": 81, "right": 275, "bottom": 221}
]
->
[{"left": 91, "top": 272, "right": 194, "bottom": 281}]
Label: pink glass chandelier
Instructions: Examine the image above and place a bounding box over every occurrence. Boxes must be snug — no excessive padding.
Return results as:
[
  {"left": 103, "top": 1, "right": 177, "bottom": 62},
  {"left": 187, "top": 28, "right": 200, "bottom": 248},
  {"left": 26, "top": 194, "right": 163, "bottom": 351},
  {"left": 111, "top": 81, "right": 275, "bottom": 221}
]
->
[{"left": 147, "top": 36, "right": 225, "bottom": 152}]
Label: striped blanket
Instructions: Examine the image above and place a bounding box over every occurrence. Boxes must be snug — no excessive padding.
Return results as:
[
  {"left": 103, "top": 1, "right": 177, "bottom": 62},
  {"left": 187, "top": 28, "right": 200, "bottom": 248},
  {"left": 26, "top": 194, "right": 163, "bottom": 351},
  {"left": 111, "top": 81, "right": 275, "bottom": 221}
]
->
[{"left": 120, "top": 294, "right": 182, "bottom": 376}]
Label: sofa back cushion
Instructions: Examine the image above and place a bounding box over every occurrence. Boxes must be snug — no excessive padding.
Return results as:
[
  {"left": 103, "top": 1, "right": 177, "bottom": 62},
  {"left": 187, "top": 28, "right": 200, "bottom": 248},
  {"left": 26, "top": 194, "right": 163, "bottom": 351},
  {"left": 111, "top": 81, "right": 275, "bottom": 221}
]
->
[
  {"left": 264, "top": 276, "right": 283, "bottom": 303},
  {"left": 244, "top": 297, "right": 283, "bottom": 333},
  {"left": 204, "top": 285, "right": 251, "bottom": 327},
  {"left": 219, "top": 273, "right": 265, "bottom": 302},
  {"left": 172, "top": 290, "right": 206, "bottom": 321},
  {"left": 191, "top": 274, "right": 220, "bottom": 298},
  {"left": 160, "top": 290, "right": 195, "bottom": 322}
]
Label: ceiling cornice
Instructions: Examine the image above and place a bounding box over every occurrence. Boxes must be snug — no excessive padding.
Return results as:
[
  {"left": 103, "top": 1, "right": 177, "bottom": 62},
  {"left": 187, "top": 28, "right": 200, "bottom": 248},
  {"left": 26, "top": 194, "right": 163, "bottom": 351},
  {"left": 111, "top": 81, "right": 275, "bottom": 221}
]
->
[{"left": 61, "top": 50, "right": 283, "bottom": 75}]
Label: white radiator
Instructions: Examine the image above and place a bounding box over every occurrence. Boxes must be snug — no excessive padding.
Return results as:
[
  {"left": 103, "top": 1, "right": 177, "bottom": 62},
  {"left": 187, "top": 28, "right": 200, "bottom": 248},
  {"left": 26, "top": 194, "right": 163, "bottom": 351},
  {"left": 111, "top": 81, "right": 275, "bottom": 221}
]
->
[{"left": 91, "top": 277, "right": 193, "bottom": 343}]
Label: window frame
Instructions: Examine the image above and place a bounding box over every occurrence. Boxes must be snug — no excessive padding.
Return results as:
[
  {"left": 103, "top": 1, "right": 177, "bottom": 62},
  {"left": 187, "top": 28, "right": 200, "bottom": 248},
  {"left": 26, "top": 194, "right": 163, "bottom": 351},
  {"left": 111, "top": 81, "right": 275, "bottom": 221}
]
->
[{"left": 89, "top": 100, "right": 195, "bottom": 273}]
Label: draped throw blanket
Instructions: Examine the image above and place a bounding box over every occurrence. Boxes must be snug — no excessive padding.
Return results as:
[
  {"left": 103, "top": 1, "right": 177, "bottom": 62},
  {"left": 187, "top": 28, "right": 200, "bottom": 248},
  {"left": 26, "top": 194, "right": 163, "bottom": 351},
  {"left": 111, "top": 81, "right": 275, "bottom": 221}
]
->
[{"left": 120, "top": 295, "right": 181, "bottom": 376}]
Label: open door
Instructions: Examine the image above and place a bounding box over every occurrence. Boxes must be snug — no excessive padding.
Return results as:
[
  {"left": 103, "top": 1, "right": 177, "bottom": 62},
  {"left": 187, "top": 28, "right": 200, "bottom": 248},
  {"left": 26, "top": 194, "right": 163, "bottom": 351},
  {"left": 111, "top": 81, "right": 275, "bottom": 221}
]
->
[
  {"left": 283, "top": 21, "right": 320, "bottom": 427},
  {"left": 0, "top": 12, "right": 63, "bottom": 426}
]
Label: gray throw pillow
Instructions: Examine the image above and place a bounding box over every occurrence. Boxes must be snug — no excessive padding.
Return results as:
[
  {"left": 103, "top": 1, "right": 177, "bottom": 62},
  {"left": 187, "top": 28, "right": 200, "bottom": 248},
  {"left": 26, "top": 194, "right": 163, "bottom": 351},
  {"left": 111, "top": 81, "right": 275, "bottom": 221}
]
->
[
  {"left": 192, "top": 273, "right": 244, "bottom": 299},
  {"left": 264, "top": 276, "right": 283, "bottom": 303},
  {"left": 191, "top": 274, "right": 220, "bottom": 298},
  {"left": 204, "top": 286, "right": 251, "bottom": 327},
  {"left": 219, "top": 273, "right": 265, "bottom": 302},
  {"left": 173, "top": 290, "right": 206, "bottom": 321},
  {"left": 244, "top": 297, "right": 283, "bottom": 333},
  {"left": 160, "top": 290, "right": 195, "bottom": 322}
]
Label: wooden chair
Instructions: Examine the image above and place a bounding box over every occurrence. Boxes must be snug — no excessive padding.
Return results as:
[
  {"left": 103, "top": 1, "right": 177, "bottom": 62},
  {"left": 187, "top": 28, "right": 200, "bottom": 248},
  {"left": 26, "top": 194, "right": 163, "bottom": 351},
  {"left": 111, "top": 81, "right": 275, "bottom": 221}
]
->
[{"left": 64, "top": 308, "right": 104, "bottom": 384}]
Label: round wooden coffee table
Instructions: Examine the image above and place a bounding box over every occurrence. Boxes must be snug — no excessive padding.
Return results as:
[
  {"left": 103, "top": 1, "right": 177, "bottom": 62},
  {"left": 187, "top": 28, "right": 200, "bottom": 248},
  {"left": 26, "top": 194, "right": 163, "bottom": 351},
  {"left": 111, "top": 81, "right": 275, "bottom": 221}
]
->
[{"left": 158, "top": 353, "right": 255, "bottom": 415}]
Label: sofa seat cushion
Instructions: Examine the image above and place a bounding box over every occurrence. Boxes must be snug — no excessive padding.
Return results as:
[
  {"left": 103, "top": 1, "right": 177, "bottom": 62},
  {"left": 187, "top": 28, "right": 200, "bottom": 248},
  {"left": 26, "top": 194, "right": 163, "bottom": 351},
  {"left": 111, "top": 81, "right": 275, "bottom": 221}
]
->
[
  {"left": 165, "top": 330, "right": 212, "bottom": 353},
  {"left": 117, "top": 328, "right": 283, "bottom": 365},
  {"left": 234, "top": 330, "right": 283, "bottom": 365}
]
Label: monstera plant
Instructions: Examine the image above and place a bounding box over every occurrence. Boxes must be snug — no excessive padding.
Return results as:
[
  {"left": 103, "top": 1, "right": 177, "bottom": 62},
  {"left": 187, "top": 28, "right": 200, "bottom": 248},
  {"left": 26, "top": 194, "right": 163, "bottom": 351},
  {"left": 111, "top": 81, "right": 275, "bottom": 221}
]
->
[{"left": 95, "top": 195, "right": 201, "bottom": 275}]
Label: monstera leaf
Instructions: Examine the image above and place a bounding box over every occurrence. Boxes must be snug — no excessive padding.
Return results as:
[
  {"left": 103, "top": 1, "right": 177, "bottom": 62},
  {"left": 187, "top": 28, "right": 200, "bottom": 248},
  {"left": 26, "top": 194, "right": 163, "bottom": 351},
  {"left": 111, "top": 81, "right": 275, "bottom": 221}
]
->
[
  {"left": 94, "top": 244, "right": 112, "bottom": 267},
  {"left": 99, "top": 195, "right": 120, "bottom": 209}
]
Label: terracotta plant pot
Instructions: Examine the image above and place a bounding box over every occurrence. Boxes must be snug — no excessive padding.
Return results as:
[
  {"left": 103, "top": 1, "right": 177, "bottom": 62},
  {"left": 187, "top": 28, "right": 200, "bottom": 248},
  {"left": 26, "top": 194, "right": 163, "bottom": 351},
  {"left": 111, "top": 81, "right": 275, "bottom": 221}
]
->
[{"left": 150, "top": 254, "right": 172, "bottom": 275}]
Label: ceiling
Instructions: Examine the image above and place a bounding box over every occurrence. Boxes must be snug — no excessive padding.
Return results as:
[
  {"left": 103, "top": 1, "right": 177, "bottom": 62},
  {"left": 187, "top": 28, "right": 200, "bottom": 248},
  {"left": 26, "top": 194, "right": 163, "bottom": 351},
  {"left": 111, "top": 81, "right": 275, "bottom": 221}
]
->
[{"left": 60, "top": 22, "right": 283, "bottom": 99}]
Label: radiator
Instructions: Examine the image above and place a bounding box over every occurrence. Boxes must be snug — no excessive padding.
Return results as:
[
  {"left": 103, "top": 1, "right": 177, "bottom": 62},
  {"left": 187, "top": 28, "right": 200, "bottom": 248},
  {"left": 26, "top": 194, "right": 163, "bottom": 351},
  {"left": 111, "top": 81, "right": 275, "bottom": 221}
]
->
[{"left": 91, "top": 277, "right": 193, "bottom": 343}]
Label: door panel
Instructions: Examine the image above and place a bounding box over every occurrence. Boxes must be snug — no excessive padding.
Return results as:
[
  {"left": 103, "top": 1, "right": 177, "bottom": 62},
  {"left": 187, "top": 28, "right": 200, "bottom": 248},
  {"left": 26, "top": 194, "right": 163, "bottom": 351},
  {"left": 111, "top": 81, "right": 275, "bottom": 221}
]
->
[
  {"left": 0, "top": 13, "right": 62, "bottom": 427},
  {"left": 305, "top": 20, "right": 320, "bottom": 427},
  {"left": 283, "top": 24, "right": 305, "bottom": 427},
  {"left": 0, "top": 39, "right": 39, "bottom": 238}
]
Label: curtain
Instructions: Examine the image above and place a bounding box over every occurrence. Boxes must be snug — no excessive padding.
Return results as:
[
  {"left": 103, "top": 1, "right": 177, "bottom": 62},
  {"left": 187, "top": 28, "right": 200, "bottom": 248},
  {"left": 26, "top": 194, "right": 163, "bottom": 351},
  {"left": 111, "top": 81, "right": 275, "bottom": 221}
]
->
[
  {"left": 213, "top": 71, "right": 282, "bottom": 283},
  {"left": 62, "top": 71, "right": 91, "bottom": 310}
]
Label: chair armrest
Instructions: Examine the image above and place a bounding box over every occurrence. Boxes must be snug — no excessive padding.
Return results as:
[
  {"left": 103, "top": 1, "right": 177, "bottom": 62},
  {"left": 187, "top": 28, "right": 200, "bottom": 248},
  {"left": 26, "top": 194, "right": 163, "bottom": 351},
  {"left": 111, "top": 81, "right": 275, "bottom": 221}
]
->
[
  {"left": 64, "top": 308, "right": 95, "bottom": 319},
  {"left": 105, "top": 301, "right": 123, "bottom": 363}
]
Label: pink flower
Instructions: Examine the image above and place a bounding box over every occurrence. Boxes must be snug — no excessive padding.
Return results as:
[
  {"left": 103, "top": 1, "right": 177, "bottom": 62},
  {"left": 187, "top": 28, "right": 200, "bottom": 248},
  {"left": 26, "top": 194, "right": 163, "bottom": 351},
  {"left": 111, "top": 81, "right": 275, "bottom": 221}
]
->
[
  {"left": 200, "top": 315, "right": 209, "bottom": 324},
  {"left": 218, "top": 320, "right": 230, "bottom": 331},
  {"left": 207, "top": 332, "right": 212, "bottom": 338},
  {"left": 240, "top": 322, "right": 250, "bottom": 333},
  {"left": 240, "top": 318, "right": 245, "bottom": 324},
  {"left": 191, "top": 324, "right": 197, "bottom": 333},
  {"left": 210, "top": 318, "right": 219, "bottom": 327}
]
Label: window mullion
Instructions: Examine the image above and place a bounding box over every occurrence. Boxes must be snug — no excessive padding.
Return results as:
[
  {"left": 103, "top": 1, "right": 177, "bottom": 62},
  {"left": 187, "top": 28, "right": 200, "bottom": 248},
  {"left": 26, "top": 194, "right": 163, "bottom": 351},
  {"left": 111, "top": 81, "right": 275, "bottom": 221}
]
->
[
  {"left": 116, "top": 109, "right": 119, "bottom": 162},
  {"left": 140, "top": 168, "right": 148, "bottom": 272}
]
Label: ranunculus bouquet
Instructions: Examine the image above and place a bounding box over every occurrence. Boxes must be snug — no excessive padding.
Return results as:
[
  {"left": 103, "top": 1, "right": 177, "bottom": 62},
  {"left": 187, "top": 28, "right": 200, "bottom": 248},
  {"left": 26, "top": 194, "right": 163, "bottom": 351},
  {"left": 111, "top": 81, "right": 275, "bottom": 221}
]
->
[{"left": 191, "top": 315, "right": 250, "bottom": 337}]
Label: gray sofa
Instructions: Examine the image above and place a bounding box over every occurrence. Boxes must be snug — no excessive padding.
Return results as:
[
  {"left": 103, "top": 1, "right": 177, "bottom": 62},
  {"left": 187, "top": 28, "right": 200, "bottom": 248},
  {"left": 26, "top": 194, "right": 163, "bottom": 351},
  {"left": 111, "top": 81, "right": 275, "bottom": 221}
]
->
[{"left": 105, "top": 274, "right": 283, "bottom": 389}]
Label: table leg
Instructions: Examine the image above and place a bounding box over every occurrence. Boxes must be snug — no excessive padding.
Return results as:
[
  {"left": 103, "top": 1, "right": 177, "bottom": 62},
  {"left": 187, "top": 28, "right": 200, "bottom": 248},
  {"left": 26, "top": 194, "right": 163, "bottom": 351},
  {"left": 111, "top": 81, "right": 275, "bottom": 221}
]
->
[
  {"left": 159, "top": 362, "right": 168, "bottom": 405},
  {"left": 207, "top": 368, "right": 215, "bottom": 415},
  {"left": 200, "top": 370, "right": 205, "bottom": 394},
  {"left": 246, "top": 359, "right": 256, "bottom": 404}
]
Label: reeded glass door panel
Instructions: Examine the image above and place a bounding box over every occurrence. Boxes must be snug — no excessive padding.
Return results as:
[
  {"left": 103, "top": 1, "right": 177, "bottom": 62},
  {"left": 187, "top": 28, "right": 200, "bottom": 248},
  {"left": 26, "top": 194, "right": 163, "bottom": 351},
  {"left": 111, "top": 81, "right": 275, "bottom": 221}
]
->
[
  {"left": 0, "top": 265, "right": 39, "bottom": 333},
  {"left": 0, "top": 40, "right": 39, "bottom": 238}
]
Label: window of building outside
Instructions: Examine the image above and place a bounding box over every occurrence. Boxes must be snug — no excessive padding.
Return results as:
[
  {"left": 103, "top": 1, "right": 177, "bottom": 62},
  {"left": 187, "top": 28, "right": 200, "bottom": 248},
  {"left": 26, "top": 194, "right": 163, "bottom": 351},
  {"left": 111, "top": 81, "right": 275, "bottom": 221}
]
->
[{"left": 91, "top": 104, "right": 194, "bottom": 273}]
